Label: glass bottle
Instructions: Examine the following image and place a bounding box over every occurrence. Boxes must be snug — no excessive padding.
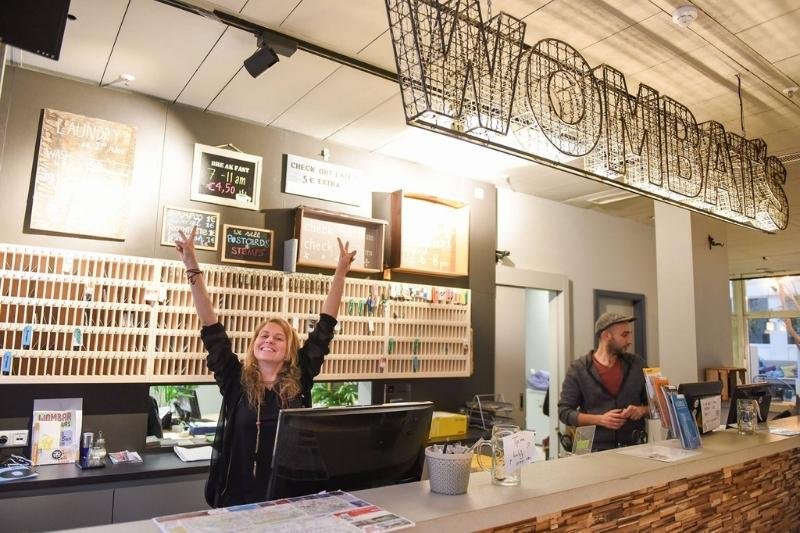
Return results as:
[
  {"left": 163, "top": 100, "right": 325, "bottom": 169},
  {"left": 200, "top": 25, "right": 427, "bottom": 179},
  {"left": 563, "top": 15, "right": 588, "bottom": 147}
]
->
[{"left": 93, "top": 430, "right": 107, "bottom": 460}]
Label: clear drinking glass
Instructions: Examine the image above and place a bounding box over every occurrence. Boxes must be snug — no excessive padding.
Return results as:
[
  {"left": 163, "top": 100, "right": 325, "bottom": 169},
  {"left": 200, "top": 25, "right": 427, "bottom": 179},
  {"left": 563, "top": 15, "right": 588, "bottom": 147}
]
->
[{"left": 476, "top": 423, "right": 521, "bottom": 486}]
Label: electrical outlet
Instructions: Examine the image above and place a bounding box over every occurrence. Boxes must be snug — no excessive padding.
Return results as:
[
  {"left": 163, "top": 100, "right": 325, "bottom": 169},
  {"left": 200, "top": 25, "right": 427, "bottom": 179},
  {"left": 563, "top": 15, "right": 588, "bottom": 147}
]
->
[{"left": 0, "top": 430, "right": 29, "bottom": 448}]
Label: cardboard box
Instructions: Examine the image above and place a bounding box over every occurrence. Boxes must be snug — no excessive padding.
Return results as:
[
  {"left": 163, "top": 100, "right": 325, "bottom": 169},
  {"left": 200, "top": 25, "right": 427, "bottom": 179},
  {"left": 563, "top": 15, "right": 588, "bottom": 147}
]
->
[{"left": 429, "top": 411, "right": 468, "bottom": 439}]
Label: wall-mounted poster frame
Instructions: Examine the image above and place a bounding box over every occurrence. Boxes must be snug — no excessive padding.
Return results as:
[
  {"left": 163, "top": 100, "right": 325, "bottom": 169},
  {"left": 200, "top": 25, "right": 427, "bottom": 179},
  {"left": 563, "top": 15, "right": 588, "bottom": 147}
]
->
[
  {"left": 190, "top": 144, "right": 262, "bottom": 211},
  {"left": 282, "top": 154, "right": 365, "bottom": 207},
  {"left": 294, "top": 206, "right": 386, "bottom": 273},
  {"left": 221, "top": 224, "right": 274, "bottom": 267},
  {"left": 27, "top": 108, "right": 137, "bottom": 240},
  {"left": 160, "top": 205, "right": 220, "bottom": 251},
  {"left": 375, "top": 191, "right": 470, "bottom": 277}
]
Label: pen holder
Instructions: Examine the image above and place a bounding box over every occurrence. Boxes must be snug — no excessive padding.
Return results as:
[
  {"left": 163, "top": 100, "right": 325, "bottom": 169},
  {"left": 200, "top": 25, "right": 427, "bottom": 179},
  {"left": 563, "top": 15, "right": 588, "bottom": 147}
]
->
[{"left": 424, "top": 445, "right": 472, "bottom": 495}]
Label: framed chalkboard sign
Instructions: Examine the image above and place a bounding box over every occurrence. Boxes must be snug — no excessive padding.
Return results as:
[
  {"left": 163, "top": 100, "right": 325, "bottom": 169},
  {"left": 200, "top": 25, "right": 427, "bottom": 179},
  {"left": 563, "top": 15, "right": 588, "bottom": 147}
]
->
[
  {"left": 160, "top": 205, "right": 220, "bottom": 251},
  {"left": 28, "top": 109, "right": 136, "bottom": 240},
  {"left": 190, "top": 144, "right": 262, "bottom": 210},
  {"left": 221, "top": 224, "right": 274, "bottom": 267},
  {"left": 294, "top": 206, "right": 386, "bottom": 273}
]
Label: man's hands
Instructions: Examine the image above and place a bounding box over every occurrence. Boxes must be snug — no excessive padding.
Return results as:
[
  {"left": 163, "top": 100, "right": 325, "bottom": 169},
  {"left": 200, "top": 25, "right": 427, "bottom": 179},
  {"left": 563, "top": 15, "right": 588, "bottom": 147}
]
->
[
  {"left": 597, "top": 409, "right": 627, "bottom": 430},
  {"left": 174, "top": 226, "right": 199, "bottom": 269},
  {"left": 621, "top": 404, "right": 648, "bottom": 420},
  {"left": 596, "top": 405, "right": 647, "bottom": 429}
]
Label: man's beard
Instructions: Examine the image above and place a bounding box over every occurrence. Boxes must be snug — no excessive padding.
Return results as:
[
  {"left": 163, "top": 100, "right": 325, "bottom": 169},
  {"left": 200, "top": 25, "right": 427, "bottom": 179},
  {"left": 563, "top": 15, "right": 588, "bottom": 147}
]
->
[{"left": 610, "top": 342, "right": 627, "bottom": 357}]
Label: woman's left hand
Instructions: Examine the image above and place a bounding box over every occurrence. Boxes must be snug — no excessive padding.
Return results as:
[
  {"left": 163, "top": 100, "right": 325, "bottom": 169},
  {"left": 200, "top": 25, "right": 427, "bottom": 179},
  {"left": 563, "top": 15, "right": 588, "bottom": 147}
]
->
[{"left": 336, "top": 237, "right": 357, "bottom": 273}]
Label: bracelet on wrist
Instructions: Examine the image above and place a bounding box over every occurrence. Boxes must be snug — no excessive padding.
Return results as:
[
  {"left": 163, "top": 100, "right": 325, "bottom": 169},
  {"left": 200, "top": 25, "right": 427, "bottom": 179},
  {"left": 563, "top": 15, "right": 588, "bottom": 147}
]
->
[{"left": 186, "top": 268, "right": 202, "bottom": 285}]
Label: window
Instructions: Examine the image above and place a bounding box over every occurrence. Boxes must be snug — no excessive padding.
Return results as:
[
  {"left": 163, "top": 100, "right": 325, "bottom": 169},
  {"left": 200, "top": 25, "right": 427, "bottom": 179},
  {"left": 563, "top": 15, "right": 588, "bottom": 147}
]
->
[{"left": 736, "top": 276, "right": 800, "bottom": 392}]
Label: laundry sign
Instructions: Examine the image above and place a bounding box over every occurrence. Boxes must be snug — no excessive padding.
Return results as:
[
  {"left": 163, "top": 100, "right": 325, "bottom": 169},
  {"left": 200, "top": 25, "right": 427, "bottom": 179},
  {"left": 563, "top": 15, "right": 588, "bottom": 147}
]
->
[{"left": 282, "top": 154, "right": 365, "bottom": 207}]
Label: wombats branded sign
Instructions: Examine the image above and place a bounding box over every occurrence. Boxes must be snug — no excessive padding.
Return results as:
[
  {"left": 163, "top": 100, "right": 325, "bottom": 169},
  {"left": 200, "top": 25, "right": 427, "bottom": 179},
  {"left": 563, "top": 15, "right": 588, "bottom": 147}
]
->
[{"left": 221, "top": 225, "right": 274, "bottom": 267}]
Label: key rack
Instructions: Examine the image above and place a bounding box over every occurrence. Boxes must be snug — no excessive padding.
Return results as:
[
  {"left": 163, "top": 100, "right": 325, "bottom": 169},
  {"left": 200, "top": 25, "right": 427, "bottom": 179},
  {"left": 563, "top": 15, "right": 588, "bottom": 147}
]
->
[{"left": 0, "top": 244, "right": 472, "bottom": 384}]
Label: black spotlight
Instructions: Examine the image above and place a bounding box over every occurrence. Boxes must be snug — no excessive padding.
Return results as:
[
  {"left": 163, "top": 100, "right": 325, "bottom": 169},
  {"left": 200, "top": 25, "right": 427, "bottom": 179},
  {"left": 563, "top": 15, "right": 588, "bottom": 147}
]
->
[
  {"left": 243, "top": 31, "right": 298, "bottom": 78},
  {"left": 244, "top": 45, "right": 279, "bottom": 78}
]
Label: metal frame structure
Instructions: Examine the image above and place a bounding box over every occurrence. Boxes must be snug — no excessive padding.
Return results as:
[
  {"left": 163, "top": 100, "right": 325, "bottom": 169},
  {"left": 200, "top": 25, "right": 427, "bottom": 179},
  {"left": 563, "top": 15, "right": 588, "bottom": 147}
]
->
[{"left": 384, "top": 0, "right": 789, "bottom": 233}]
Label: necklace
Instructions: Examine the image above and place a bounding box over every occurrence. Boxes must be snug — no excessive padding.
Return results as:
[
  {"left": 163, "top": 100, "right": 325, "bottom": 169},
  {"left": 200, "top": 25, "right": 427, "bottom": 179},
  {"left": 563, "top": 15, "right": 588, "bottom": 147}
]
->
[{"left": 253, "top": 401, "right": 261, "bottom": 478}]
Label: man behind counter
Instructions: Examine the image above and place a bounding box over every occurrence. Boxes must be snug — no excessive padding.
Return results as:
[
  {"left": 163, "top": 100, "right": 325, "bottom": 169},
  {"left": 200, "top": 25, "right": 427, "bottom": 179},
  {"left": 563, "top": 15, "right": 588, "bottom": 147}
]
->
[{"left": 558, "top": 312, "right": 649, "bottom": 451}]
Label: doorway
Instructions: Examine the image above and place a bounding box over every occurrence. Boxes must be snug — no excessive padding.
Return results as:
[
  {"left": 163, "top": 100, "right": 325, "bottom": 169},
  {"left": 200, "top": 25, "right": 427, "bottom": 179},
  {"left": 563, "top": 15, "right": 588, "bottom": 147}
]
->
[
  {"left": 594, "top": 289, "right": 647, "bottom": 361},
  {"left": 495, "top": 267, "right": 570, "bottom": 459}
]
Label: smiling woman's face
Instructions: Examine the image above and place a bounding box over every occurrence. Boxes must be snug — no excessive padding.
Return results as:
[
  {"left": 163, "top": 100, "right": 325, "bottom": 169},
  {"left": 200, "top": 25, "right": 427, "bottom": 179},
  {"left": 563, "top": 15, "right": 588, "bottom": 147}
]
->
[{"left": 253, "top": 322, "right": 288, "bottom": 364}]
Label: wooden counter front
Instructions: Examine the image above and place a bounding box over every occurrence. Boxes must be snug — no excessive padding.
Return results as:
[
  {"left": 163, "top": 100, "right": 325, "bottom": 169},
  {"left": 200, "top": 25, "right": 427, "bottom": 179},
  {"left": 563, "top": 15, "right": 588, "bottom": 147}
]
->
[
  {"left": 60, "top": 418, "right": 800, "bottom": 532},
  {"left": 358, "top": 418, "right": 800, "bottom": 532}
]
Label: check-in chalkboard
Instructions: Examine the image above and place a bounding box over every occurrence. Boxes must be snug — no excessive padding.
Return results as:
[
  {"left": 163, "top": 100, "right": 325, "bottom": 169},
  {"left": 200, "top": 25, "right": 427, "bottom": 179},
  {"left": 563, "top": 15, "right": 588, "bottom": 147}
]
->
[
  {"left": 221, "top": 224, "right": 274, "bottom": 267},
  {"left": 191, "top": 144, "right": 262, "bottom": 211},
  {"left": 294, "top": 207, "right": 386, "bottom": 273},
  {"left": 160, "top": 205, "right": 220, "bottom": 251}
]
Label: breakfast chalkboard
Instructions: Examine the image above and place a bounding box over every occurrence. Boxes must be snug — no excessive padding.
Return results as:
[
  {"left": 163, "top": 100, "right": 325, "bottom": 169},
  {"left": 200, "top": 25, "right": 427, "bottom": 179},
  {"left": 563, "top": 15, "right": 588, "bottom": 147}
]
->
[
  {"left": 191, "top": 144, "right": 262, "bottom": 210},
  {"left": 29, "top": 109, "right": 136, "bottom": 240},
  {"left": 221, "top": 224, "right": 274, "bottom": 267},
  {"left": 377, "top": 191, "right": 470, "bottom": 277},
  {"left": 294, "top": 206, "right": 386, "bottom": 273},
  {"left": 160, "top": 205, "right": 220, "bottom": 251}
]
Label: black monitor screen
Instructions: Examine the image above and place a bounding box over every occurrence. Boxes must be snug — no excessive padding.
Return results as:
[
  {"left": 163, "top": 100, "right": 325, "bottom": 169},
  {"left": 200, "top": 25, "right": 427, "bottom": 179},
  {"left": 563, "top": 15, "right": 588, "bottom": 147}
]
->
[
  {"left": 174, "top": 392, "right": 201, "bottom": 422},
  {"left": 0, "top": 0, "right": 71, "bottom": 60},
  {"left": 678, "top": 381, "right": 723, "bottom": 434},
  {"left": 726, "top": 383, "right": 772, "bottom": 427},
  {"left": 678, "top": 381, "right": 723, "bottom": 409},
  {"left": 267, "top": 402, "right": 434, "bottom": 500}
]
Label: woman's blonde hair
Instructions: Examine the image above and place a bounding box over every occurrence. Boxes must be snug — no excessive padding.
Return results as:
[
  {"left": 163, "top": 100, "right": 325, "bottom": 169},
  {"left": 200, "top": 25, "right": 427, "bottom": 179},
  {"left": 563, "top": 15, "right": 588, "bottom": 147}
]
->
[{"left": 241, "top": 317, "right": 301, "bottom": 409}]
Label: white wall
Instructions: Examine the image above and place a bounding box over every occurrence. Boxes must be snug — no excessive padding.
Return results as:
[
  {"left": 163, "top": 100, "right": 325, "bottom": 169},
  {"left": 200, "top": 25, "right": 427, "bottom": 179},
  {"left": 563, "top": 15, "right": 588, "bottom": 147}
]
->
[
  {"left": 525, "top": 289, "right": 551, "bottom": 374},
  {"left": 654, "top": 203, "right": 698, "bottom": 385},
  {"left": 497, "top": 187, "right": 659, "bottom": 363},
  {"left": 691, "top": 213, "right": 734, "bottom": 373}
]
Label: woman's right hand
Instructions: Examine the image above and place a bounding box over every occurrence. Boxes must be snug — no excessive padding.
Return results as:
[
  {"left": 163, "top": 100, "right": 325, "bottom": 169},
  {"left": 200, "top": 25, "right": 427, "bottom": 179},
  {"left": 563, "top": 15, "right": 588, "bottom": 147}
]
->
[{"left": 174, "top": 226, "right": 199, "bottom": 269}]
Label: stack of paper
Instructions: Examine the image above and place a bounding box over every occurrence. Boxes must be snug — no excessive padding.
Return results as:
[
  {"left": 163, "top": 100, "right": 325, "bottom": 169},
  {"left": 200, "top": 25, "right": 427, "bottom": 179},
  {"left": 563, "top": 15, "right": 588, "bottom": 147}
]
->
[{"left": 174, "top": 445, "right": 212, "bottom": 462}]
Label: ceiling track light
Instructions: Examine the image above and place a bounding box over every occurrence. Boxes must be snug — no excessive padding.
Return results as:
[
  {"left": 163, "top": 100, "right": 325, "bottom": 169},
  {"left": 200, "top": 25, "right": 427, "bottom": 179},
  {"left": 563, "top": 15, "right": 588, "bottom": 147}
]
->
[{"left": 244, "top": 31, "right": 298, "bottom": 78}]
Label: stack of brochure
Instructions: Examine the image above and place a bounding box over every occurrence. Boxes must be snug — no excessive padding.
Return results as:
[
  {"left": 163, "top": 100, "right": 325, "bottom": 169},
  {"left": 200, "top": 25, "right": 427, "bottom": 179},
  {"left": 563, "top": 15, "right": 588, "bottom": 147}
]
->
[{"left": 643, "top": 368, "right": 702, "bottom": 449}]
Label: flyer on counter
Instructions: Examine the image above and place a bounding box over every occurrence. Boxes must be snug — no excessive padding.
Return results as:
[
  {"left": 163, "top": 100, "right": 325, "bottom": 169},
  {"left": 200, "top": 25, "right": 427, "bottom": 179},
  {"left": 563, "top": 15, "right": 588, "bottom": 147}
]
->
[
  {"left": 615, "top": 444, "right": 701, "bottom": 463},
  {"left": 152, "top": 491, "right": 414, "bottom": 533},
  {"left": 30, "top": 398, "right": 83, "bottom": 466}
]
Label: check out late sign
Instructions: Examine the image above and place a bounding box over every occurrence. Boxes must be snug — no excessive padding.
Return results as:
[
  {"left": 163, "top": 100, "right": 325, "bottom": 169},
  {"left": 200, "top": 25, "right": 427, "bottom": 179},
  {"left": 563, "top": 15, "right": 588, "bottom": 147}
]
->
[{"left": 282, "top": 154, "right": 365, "bottom": 207}]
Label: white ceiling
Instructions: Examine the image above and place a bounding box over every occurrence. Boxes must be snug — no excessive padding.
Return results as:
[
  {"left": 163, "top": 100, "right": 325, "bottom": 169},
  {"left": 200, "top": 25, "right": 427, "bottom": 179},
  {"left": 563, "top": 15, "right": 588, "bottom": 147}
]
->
[{"left": 11, "top": 0, "right": 800, "bottom": 276}]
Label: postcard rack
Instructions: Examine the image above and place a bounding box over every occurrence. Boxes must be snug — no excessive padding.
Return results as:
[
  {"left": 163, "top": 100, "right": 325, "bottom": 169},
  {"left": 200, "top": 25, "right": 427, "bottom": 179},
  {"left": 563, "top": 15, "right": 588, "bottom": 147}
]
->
[{"left": 0, "top": 243, "right": 472, "bottom": 384}]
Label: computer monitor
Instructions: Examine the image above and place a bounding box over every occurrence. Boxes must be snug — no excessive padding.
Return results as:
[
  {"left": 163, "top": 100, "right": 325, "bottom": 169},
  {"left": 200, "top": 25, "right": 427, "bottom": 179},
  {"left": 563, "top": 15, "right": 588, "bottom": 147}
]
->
[
  {"left": 266, "top": 401, "right": 434, "bottom": 500},
  {"left": 0, "top": 0, "right": 71, "bottom": 60},
  {"left": 173, "top": 391, "right": 201, "bottom": 422},
  {"left": 726, "top": 383, "right": 772, "bottom": 427},
  {"left": 678, "top": 381, "right": 723, "bottom": 434}
]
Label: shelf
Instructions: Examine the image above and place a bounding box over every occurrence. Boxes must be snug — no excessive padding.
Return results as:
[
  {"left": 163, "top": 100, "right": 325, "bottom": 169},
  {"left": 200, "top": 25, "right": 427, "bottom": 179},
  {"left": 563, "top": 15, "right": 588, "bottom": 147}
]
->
[{"left": 1, "top": 243, "right": 472, "bottom": 383}]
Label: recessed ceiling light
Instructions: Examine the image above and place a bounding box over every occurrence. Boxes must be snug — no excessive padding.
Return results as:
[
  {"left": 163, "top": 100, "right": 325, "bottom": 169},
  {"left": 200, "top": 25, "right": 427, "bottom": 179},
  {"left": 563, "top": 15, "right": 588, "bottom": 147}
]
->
[{"left": 672, "top": 5, "right": 698, "bottom": 28}]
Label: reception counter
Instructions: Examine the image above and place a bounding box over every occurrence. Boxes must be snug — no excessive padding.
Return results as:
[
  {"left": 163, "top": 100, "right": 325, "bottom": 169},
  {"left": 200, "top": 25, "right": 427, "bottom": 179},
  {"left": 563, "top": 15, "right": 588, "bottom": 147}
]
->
[
  {"left": 0, "top": 453, "right": 209, "bottom": 531},
  {"left": 55, "top": 416, "right": 800, "bottom": 532}
]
